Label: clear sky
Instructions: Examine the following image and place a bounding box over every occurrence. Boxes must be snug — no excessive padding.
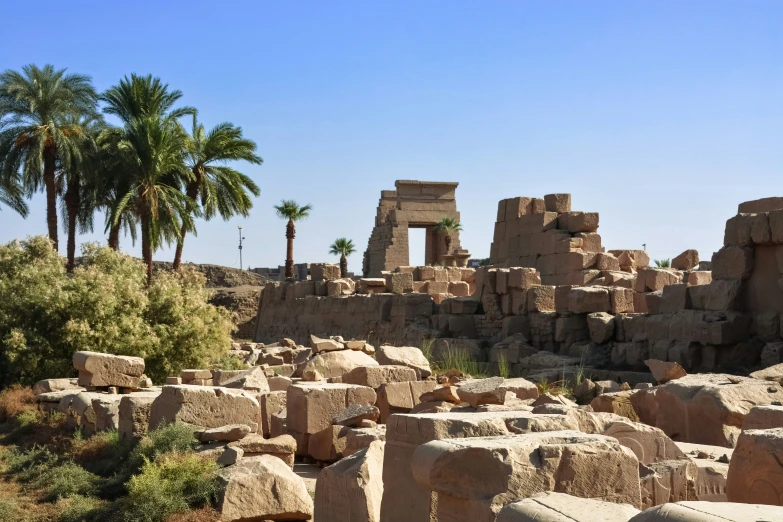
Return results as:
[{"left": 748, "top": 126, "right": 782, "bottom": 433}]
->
[{"left": 1, "top": 1, "right": 781, "bottom": 271}]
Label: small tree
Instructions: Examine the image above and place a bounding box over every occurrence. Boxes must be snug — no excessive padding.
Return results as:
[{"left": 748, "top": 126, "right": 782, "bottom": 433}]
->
[
  {"left": 274, "top": 200, "right": 312, "bottom": 279},
  {"left": 329, "top": 238, "right": 356, "bottom": 278},
  {"left": 654, "top": 259, "right": 671, "bottom": 268},
  {"left": 434, "top": 216, "right": 462, "bottom": 255}
]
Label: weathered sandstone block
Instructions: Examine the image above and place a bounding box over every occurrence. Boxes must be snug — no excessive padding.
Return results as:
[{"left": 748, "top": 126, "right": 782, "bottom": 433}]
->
[
  {"left": 302, "top": 349, "right": 378, "bottom": 379},
  {"left": 149, "top": 385, "right": 260, "bottom": 432},
  {"left": 376, "top": 346, "right": 431, "bottom": 378},
  {"left": 287, "top": 383, "right": 376, "bottom": 436},
  {"left": 217, "top": 455, "right": 313, "bottom": 521},
  {"left": 227, "top": 433, "right": 296, "bottom": 468},
  {"left": 118, "top": 391, "right": 160, "bottom": 440},
  {"left": 341, "top": 365, "right": 417, "bottom": 389},
  {"left": 630, "top": 501, "right": 783, "bottom": 521},
  {"left": 73, "top": 351, "right": 145, "bottom": 388},
  {"left": 497, "top": 492, "right": 640, "bottom": 522},
  {"left": 726, "top": 427, "right": 783, "bottom": 505}
]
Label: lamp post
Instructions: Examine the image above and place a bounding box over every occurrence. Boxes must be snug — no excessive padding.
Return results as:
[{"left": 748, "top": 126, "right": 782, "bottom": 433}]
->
[{"left": 238, "top": 226, "right": 245, "bottom": 270}]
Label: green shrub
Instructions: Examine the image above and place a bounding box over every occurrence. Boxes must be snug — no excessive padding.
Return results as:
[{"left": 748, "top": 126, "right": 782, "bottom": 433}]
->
[
  {"left": 119, "top": 453, "right": 220, "bottom": 522},
  {"left": 57, "top": 495, "right": 101, "bottom": 522},
  {"left": 2, "top": 445, "right": 60, "bottom": 483},
  {"left": 73, "top": 430, "right": 132, "bottom": 476},
  {"left": 35, "top": 461, "right": 100, "bottom": 501},
  {"left": 211, "top": 354, "right": 247, "bottom": 371},
  {"left": 0, "top": 237, "right": 235, "bottom": 386},
  {"left": 497, "top": 355, "right": 510, "bottom": 379},
  {"left": 654, "top": 258, "right": 671, "bottom": 268}
]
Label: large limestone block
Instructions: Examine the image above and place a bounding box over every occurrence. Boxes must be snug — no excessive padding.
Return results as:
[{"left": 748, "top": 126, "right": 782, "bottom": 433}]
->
[
  {"left": 603, "top": 419, "right": 686, "bottom": 465},
  {"left": 412, "top": 431, "right": 642, "bottom": 521},
  {"left": 302, "top": 350, "right": 378, "bottom": 380},
  {"left": 287, "top": 383, "right": 376, "bottom": 435},
  {"left": 376, "top": 346, "right": 432, "bottom": 378},
  {"left": 217, "top": 455, "right": 313, "bottom": 521},
  {"left": 221, "top": 366, "right": 270, "bottom": 393},
  {"left": 91, "top": 394, "right": 124, "bottom": 432},
  {"left": 726, "top": 427, "right": 783, "bottom": 505},
  {"left": 118, "top": 391, "right": 160, "bottom": 440},
  {"left": 32, "top": 378, "right": 81, "bottom": 395},
  {"left": 629, "top": 501, "right": 783, "bottom": 521},
  {"left": 456, "top": 377, "right": 506, "bottom": 408},
  {"left": 315, "top": 441, "right": 385, "bottom": 522},
  {"left": 72, "top": 351, "right": 145, "bottom": 388},
  {"left": 341, "top": 365, "right": 417, "bottom": 389},
  {"left": 149, "top": 385, "right": 261, "bottom": 432},
  {"left": 497, "top": 492, "right": 640, "bottom": 522},
  {"left": 742, "top": 404, "right": 783, "bottom": 430},
  {"left": 633, "top": 374, "right": 783, "bottom": 447}
]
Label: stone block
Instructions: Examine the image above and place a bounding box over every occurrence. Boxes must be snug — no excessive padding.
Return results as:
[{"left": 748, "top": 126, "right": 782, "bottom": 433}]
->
[
  {"left": 385, "top": 272, "right": 413, "bottom": 294},
  {"left": 660, "top": 284, "right": 691, "bottom": 313},
  {"left": 259, "top": 390, "right": 287, "bottom": 437},
  {"left": 527, "top": 285, "right": 556, "bottom": 312},
  {"left": 376, "top": 345, "right": 431, "bottom": 378},
  {"left": 543, "top": 193, "right": 571, "bottom": 213},
  {"left": 309, "top": 425, "right": 351, "bottom": 462},
  {"left": 341, "top": 365, "right": 417, "bottom": 390},
  {"left": 712, "top": 246, "right": 754, "bottom": 280},
  {"left": 609, "top": 287, "right": 634, "bottom": 314},
  {"left": 497, "top": 492, "right": 640, "bottom": 522},
  {"left": 742, "top": 405, "right": 783, "bottom": 430},
  {"left": 587, "top": 312, "right": 615, "bottom": 343},
  {"left": 311, "top": 263, "right": 341, "bottom": 281},
  {"left": 630, "top": 502, "right": 783, "bottom": 522},
  {"left": 73, "top": 351, "right": 145, "bottom": 388},
  {"left": 686, "top": 271, "right": 712, "bottom": 286},
  {"left": 149, "top": 385, "right": 261, "bottom": 432},
  {"left": 688, "top": 280, "right": 744, "bottom": 311},
  {"left": 672, "top": 250, "right": 700, "bottom": 271},
  {"left": 118, "top": 391, "right": 159, "bottom": 440},
  {"left": 726, "top": 427, "right": 783, "bottom": 505},
  {"left": 569, "top": 287, "right": 611, "bottom": 313},
  {"left": 376, "top": 380, "right": 436, "bottom": 422},
  {"left": 287, "top": 383, "right": 377, "bottom": 435}
]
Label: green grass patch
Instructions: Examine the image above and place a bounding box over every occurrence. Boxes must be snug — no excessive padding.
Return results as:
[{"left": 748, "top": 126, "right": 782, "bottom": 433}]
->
[{"left": 35, "top": 461, "right": 100, "bottom": 502}]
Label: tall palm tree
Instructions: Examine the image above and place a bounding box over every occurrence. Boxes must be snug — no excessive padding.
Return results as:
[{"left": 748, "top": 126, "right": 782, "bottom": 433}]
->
[
  {"left": 100, "top": 74, "right": 195, "bottom": 283},
  {"left": 434, "top": 216, "right": 462, "bottom": 256},
  {"left": 274, "top": 200, "right": 312, "bottom": 280},
  {"left": 59, "top": 114, "right": 104, "bottom": 271},
  {"left": 0, "top": 64, "right": 98, "bottom": 251},
  {"left": 172, "top": 116, "right": 262, "bottom": 270},
  {"left": 329, "top": 238, "right": 355, "bottom": 278}
]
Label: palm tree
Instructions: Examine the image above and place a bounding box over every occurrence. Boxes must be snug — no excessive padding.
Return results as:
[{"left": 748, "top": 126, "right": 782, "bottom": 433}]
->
[
  {"left": 434, "top": 216, "right": 462, "bottom": 256},
  {"left": 0, "top": 171, "right": 28, "bottom": 217},
  {"left": 0, "top": 64, "right": 98, "bottom": 251},
  {"left": 329, "top": 238, "right": 356, "bottom": 278},
  {"left": 100, "top": 74, "right": 195, "bottom": 283},
  {"left": 59, "top": 114, "right": 104, "bottom": 271},
  {"left": 172, "top": 116, "right": 262, "bottom": 270},
  {"left": 274, "top": 200, "right": 312, "bottom": 280}
]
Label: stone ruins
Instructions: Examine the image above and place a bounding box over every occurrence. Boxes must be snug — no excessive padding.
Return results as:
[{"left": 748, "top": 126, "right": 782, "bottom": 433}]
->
[
  {"left": 30, "top": 190, "right": 783, "bottom": 521},
  {"left": 363, "top": 180, "right": 470, "bottom": 277}
]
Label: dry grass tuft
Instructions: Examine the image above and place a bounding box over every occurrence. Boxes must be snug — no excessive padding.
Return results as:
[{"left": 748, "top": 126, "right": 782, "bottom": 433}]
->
[
  {"left": 165, "top": 506, "right": 222, "bottom": 522},
  {"left": 0, "top": 385, "right": 37, "bottom": 423}
]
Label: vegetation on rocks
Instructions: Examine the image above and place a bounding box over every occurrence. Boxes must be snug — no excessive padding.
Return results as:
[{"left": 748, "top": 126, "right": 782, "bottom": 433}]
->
[
  {"left": 0, "top": 236, "right": 234, "bottom": 387},
  {"left": 0, "top": 386, "right": 221, "bottom": 522}
]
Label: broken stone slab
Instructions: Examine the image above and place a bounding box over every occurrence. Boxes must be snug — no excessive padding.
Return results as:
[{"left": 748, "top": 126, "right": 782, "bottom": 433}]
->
[
  {"left": 227, "top": 433, "right": 296, "bottom": 468},
  {"left": 199, "top": 424, "right": 252, "bottom": 443},
  {"left": 32, "top": 378, "right": 81, "bottom": 395},
  {"left": 499, "top": 377, "right": 539, "bottom": 400},
  {"left": 644, "top": 359, "right": 687, "bottom": 385},
  {"left": 91, "top": 394, "right": 124, "bottom": 432},
  {"left": 345, "top": 340, "right": 366, "bottom": 350},
  {"left": 497, "top": 492, "right": 640, "bottom": 522},
  {"left": 375, "top": 346, "right": 432, "bottom": 379},
  {"left": 268, "top": 375, "right": 293, "bottom": 391},
  {"left": 603, "top": 419, "right": 686, "bottom": 465},
  {"left": 742, "top": 404, "right": 783, "bottom": 430},
  {"left": 590, "top": 390, "right": 639, "bottom": 421},
  {"left": 587, "top": 312, "right": 615, "bottom": 344},
  {"left": 311, "top": 334, "right": 345, "bottom": 353},
  {"left": 216, "top": 455, "right": 313, "bottom": 521},
  {"left": 672, "top": 250, "right": 700, "bottom": 271},
  {"left": 750, "top": 362, "right": 783, "bottom": 384},
  {"left": 630, "top": 374, "right": 783, "bottom": 447},
  {"left": 456, "top": 377, "right": 507, "bottom": 408},
  {"left": 72, "top": 351, "right": 145, "bottom": 388},
  {"left": 726, "top": 427, "right": 783, "bottom": 505},
  {"left": 149, "top": 385, "right": 261, "bottom": 432},
  {"left": 181, "top": 369, "right": 212, "bottom": 380},
  {"left": 419, "top": 386, "right": 462, "bottom": 403},
  {"left": 220, "top": 366, "right": 270, "bottom": 393},
  {"left": 287, "top": 383, "right": 377, "bottom": 436},
  {"left": 301, "top": 349, "right": 379, "bottom": 380},
  {"left": 315, "top": 440, "right": 384, "bottom": 522},
  {"left": 258, "top": 390, "right": 287, "bottom": 437},
  {"left": 629, "top": 501, "right": 783, "bottom": 521},
  {"left": 341, "top": 365, "right": 418, "bottom": 389},
  {"left": 332, "top": 404, "right": 380, "bottom": 427},
  {"left": 412, "top": 431, "right": 642, "bottom": 520}
]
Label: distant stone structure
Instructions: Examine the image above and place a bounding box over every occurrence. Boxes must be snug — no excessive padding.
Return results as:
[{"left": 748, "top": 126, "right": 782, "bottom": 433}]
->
[{"left": 362, "top": 180, "right": 470, "bottom": 277}]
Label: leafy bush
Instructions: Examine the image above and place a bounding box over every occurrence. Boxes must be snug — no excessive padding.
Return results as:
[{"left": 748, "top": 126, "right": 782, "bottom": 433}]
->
[
  {"left": 654, "top": 258, "right": 671, "bottom": 268},
  {"left": 127, "top": 423, "right": 199, "bottom": 473},
  {"left": 119, "top": 453, "right": 220, "bottom": 522},
  {"left": 72, "top": 430, "right": 132, "bottom": 476},
  {"left": 35, "top": 461, "right": 100, "bottom": 501},
  {"left": 2, "top": 445, "right": 60, "bottom": 483},
  {"left": 57, "top": 495, "right": 102, "bottom": 522},
  {"left": 0, "top": 237, "right": 235, "bottom": 386}
]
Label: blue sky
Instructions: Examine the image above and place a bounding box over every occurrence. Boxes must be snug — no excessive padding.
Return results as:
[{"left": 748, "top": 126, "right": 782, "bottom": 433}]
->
[{"left": 1, "top": 1, "right": 781, "bottom": 271}]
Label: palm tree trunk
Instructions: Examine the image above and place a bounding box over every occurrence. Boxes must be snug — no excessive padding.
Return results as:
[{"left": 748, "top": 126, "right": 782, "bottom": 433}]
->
[
  {"left": 444, "top": 235, "right": 452, "bottom": 255},
  {"left": 285, "top": 219, "right": 295, "bottom": 279},
  {"left": 65, "top": 177, "right": 79, "bottom": 272},
  {"left": 172, "top": 181, "right": 199, "bottom": 271},
  {"left": 43, "top": 147, "right": 59, "bottom": 251},
  {"left": 108, "top": 222, "right": 120, "bottom": 251},
  {"left": 340, "top": 255, "right": 348, "bottom": 278},
  {"left": 141, "top": 215, "right": 153, "bottom": 284}
]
